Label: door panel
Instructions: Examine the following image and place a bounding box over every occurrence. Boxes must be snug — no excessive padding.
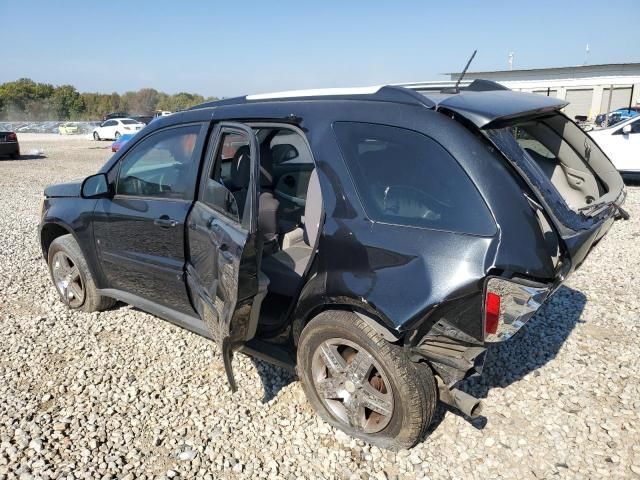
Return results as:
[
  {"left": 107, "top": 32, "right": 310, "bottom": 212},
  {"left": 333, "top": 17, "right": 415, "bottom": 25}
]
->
[
  {"left": 185, "top": 122, "right": 266, "bottom": 390},
  {"left": 92, "top": 123, "right": 205, "bottom": 313},
  {"left": 94, "top": 197, "right": 194, "bottom": 313}
]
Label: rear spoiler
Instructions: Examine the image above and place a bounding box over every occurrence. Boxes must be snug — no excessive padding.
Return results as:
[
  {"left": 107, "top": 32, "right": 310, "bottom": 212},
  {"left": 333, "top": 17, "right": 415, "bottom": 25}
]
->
[{"left": 435, "top": 81, "right": 569, "bottom": 129}]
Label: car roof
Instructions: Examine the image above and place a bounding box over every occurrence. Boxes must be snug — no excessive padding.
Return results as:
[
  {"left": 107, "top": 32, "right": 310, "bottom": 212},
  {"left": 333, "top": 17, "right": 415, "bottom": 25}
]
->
[
  {"left": 184, "top": 80, "right": 568, "bottom": 130},
  {"left": 592, "top": 114, "right": 639, "bottom": 133}
]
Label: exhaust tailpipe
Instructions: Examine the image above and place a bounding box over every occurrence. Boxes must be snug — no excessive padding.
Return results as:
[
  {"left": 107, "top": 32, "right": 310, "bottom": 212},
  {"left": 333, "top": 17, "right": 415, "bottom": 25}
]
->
[
  {"left": 436, "top": 378, "right": 483, "bottom": 418},
  {"left": 449, "top": 388, "right": 483, "bottom": 418}
]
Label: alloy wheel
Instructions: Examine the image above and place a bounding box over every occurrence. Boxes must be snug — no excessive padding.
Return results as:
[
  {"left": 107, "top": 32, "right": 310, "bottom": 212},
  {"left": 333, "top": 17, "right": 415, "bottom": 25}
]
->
[
  {"left": 311, "top": 338, "right": 394, "bottom": 434},
  {"left": 51, "top": 252, "right": 85, "bottom": 308}
]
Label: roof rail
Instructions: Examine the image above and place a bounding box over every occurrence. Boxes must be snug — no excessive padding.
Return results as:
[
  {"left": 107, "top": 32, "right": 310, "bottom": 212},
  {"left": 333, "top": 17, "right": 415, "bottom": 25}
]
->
[{"left": 189, "top": 85, "right": 436, "bottom": 110}]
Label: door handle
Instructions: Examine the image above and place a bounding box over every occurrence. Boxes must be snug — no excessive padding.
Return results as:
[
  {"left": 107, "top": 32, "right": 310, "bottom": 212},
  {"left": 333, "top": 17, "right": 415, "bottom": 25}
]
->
[{"left": 154, "top": 216, "right": 178, "bottom": 228}]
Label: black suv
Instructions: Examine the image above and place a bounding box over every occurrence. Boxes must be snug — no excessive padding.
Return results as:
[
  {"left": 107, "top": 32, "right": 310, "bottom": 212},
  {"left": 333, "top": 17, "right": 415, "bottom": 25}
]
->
[{"left": 39, "top": 81, "right": 626, "bottom": 449}]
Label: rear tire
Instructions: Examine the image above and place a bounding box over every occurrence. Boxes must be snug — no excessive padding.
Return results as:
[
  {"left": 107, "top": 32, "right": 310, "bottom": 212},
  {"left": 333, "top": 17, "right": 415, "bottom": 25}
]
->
[
  {"left": 93, "top": 132, "right": 100, "bottom": 141},
  {"left": 297, "top": 311, "right": 437, "bottom": 450},
  {"left": 114, "top": 131, "right": 121, "bottom": 139},
  {"left": 47, "top": 234, "right": 115, "bottom": 312},
  {"left": 10, "top": 150, "right": 20, "bottom": 159}
]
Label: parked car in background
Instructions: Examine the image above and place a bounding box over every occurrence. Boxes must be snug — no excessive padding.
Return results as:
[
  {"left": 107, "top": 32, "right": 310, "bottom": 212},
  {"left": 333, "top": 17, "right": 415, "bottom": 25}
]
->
[
  {"left": 595, "top": 107, "right": 640, "bottom": 127},
  {"left": 590, "top": 115, "right": 640, "bottom": 177},
  {"left": 132, "top": 115, "right": 153, "bottom": 125},
  {"left": 111, "top": 133, "right": 134, "bottom": 152},
  {"left": 0, "top": 130, "right": 20, "bottom": 159},
  {"left": 39, "top": 81, "right": 627, "bottom": 449},
  {"left": 102, "top": 112, "right": 129, "bottom": 121},
  {"left": 59, "top": 122, "right": 80, "bottom": 135},
  {"left": 17, "top": 123, "right": 41, "bottom": 133},
  {"left": 93, "top": 118, "right": 144, "bottom": 140}
]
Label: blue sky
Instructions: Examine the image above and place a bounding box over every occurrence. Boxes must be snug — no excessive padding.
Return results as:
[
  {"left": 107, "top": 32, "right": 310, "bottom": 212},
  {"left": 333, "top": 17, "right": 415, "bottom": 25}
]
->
[{"left": 3, "top": 0, "right": 638, "bottom": 97}]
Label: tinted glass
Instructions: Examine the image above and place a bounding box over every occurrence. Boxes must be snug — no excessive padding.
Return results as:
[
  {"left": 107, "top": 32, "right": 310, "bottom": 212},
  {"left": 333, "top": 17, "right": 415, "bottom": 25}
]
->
[
  {"left": 201, "top": 131, "right": 251, "bottom": 222},
  {"left": 334, "top": 122, "right": 495, "bottom": 235},
  {"left": 121, "top": 119, "right": 138, "bottom": 125},
  {"left": 116, "top": 126, "right": 200, "bottom": 199},
  {"left": 270, "top": 131, "right": 313, "bottom": 165}
]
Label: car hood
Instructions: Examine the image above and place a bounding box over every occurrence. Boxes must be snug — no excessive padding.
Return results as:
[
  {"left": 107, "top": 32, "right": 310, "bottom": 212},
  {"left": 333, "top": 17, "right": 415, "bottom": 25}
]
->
[{"left": 44, "top": 180, "right": 82, "bottom": 198}]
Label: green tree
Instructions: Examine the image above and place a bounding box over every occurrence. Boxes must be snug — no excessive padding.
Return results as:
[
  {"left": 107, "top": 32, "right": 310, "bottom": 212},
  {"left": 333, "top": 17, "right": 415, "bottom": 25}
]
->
[
  {"left": 0, "top": 78, "right": 218, "bottom": 121},
  {"left": 0, "top": 78, "right": 54, "bottom": 120},
  {"left": 51, "top": 85, "right": 85, "bottom": 120}
]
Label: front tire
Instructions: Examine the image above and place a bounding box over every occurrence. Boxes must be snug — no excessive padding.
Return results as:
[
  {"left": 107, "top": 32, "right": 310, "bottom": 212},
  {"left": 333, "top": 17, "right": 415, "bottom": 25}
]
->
[
  {"left": 297, "top": 311, "right": 437, "bottom": 450},
  {"left": 48, "top": 234, "right": 115, "bottom": 312}
]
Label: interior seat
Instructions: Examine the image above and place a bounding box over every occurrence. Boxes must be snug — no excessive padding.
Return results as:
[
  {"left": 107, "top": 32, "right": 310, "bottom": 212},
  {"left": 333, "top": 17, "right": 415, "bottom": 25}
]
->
[
  {"left": 229, "top": 145, "right": 280, "bottom": 250},
  {"left": 261, "top": 169, "right": 321, "bottom": 297}
]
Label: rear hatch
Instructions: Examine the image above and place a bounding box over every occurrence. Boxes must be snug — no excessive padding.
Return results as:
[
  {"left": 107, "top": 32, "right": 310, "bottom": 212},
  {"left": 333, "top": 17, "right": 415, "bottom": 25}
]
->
[{"left": 437, "top": 86, "right": 626, "bottom": 276}]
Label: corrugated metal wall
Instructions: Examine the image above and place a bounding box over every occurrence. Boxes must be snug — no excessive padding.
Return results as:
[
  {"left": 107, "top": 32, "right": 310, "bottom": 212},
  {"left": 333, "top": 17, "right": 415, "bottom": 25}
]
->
[
  {"left": 563, "top": 89, "right": 594, "bottom": 119},
  {"left": 600, "top": 87, "right": 633, "bottom": 113}
]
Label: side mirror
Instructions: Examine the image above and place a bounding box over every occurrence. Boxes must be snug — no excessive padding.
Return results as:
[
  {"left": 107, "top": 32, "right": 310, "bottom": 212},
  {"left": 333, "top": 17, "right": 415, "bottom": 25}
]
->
[
  {"left": 622, "top": 124, "right": 632, "bottom": 135},
  {"left": 81, "top": 173, "right": 110, "bottom": 198}
]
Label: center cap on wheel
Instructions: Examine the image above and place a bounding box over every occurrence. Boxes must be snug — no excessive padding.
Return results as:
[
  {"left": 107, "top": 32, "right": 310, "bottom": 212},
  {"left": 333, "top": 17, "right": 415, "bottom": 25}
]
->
[{"left": 344, "top": 380, "right": 356, "bottom": 393}]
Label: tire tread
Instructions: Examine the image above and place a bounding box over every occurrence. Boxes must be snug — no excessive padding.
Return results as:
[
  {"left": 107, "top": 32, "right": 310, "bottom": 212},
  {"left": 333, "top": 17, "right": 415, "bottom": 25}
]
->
[{"left": 298, "top": 310, "right": 437, "bottom": 450}]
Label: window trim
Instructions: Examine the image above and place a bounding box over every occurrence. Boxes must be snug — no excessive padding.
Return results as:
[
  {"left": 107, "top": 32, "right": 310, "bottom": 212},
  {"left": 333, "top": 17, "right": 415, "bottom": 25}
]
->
[
  {"left": 197, "top": 123, "right": 258, "bottom": 230},
  {"left": 333, "top": 121, "right": 497, "bottom": 237},
  {"left": 197, "top": 121, "right": 317, "bottom": 229},
  {"left": 112, "top": 122, "right": 206, "bottom": 202}
]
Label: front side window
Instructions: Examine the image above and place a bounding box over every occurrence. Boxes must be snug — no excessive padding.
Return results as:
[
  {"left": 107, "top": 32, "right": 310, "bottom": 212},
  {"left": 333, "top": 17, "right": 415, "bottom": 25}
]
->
[
  {"left": 333, "top": 122, "right": 496, "bottom": 235},
  {"left": 201, "top": 131, "right": 251, "bottom": 222},
  {"left": 116, "top": 125, "right": 200, "bottom": 199}
]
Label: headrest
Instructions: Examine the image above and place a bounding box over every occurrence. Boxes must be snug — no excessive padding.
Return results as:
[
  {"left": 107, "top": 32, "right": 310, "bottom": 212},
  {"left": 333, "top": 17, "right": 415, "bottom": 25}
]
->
[{"left": 230, "top": 146, "right": 251, "bottom": 190}]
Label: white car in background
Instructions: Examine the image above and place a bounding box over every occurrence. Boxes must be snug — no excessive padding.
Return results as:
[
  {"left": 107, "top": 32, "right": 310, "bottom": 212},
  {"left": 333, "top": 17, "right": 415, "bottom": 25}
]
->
[
  {"left": 590, "top": 116, "right": 640, "bottom": 177},
  {"left": 92, "top": 118, "right": 144, "bottom": 141}
]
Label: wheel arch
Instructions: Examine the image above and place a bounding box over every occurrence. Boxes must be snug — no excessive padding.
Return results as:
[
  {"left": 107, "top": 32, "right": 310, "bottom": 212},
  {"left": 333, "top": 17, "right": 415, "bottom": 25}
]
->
[
  {"left": 40, "top": 221, "right": 75, "bottom": 258},
  {"left": 292, "top": 298, "right": 402, "bottom": 347}
]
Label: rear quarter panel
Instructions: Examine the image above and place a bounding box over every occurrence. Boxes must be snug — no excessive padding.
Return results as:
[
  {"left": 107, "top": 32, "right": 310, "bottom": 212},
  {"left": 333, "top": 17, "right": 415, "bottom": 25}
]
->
[{"left": 288, "top": 103, "right": 557, "bottom": 341}]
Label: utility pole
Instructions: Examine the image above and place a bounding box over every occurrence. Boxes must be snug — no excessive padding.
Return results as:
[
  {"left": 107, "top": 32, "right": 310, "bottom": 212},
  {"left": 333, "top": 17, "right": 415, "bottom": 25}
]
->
[
  {"left": 508, "top": 52, "right": 514, "bottom": 71},
  {"left": 584, "top": 44, "right": 590, "bottom": 66},
  {"left": 605, "top": 84, "right": 613, "bottom": 127}
]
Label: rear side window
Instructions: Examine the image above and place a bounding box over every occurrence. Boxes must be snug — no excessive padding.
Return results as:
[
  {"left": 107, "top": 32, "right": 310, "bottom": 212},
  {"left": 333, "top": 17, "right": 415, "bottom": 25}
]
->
[{"left": 333, "top": 122, "right": 495, "bottom": 235}]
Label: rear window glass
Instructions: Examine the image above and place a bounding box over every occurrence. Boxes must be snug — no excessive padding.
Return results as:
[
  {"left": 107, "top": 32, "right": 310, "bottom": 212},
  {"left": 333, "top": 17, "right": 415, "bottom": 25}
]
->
[
  {"left": 121, "top": 119, "right": 138, "bottom": 125},
  {"left": 333, "top": 122, "right": 496, "bottom": 235}
]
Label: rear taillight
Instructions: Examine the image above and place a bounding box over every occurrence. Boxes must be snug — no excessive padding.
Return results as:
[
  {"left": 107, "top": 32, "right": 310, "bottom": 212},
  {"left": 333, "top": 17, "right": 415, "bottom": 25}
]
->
[
  {"left": 484, "top": 277, "right": 550, "bottom": 342},
  {"left": 6, "top": 132, "right": 17, "bottom": 141},
  {"left": 484, "top": 292, "right": 501, "bottom": 335}
]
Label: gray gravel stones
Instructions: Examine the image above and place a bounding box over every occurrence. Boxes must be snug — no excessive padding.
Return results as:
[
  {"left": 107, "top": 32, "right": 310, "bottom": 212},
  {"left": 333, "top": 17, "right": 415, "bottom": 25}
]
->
[{"left": 0, "top": 134, "right": 639, "bottom": 479}]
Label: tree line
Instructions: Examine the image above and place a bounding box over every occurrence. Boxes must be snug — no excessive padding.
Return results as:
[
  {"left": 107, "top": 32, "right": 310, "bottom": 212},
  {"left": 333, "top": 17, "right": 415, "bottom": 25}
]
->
[{"left": 0, "top": 78, "right": 218, "bottom": 121}]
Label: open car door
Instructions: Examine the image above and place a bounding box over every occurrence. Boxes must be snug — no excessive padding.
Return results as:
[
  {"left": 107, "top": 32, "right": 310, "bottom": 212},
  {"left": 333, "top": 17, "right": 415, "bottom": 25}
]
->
[{"left": 185, "top": 122, "right": 268, "bottom": 391}]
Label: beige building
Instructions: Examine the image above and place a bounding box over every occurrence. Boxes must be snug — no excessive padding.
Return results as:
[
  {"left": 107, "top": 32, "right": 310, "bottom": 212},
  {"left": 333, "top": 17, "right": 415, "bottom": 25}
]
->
[{"left": 399, "top": 63, "right": 640, "bottom": 121}]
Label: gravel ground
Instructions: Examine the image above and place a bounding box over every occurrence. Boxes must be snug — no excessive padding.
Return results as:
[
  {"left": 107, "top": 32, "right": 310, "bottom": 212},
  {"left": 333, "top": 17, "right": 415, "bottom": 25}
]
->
[{"left": 1, "top": 133, "right": 639, "bottom": 479}]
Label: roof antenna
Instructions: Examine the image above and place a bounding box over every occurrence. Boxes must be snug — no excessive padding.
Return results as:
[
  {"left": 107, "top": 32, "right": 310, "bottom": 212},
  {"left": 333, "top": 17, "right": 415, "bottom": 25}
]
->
[{"left": 453, "top": 50, "right": 477, "bottom": 93}]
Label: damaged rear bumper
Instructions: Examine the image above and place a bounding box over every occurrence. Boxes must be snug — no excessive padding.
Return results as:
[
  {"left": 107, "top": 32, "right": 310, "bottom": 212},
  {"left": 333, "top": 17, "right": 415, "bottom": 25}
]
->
[{"left": 411, "top": 276, "right": 555, "bottom": 417}]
